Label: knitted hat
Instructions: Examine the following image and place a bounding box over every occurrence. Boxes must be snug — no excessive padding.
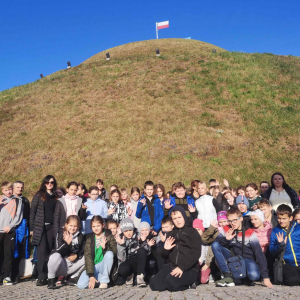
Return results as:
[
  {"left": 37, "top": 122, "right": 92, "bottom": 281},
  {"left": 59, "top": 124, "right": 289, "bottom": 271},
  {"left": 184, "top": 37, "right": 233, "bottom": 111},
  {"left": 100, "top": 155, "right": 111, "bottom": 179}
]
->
[
  {"left": 139, "top": 221, "right": 150, "bottom": 232},
  {"left": 120, "top": 218, "right": 134, "bottom": 232},
  {"left": 249, "top": 209, "right": 265, "bottom": 223},
  {"left": 192, "top": 219, "right": 204, "bottom": 231},
  {"left": 217, "top": 211, "right": 228, "bottom": 221},
  {"left": 236, "top": 195, "right": 249, "bottom": 208}
]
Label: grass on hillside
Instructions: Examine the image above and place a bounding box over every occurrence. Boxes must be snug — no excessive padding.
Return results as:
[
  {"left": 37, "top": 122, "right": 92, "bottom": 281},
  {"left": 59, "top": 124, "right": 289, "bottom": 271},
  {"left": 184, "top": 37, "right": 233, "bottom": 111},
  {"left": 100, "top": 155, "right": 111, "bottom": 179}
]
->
[{"left": 0, "top": 39, "right": 300, "bottom": 198}]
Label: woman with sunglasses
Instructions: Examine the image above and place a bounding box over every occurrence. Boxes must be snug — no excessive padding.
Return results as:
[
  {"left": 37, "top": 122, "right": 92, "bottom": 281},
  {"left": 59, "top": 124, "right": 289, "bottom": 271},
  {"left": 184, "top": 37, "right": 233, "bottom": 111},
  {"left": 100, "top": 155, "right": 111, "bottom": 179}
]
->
[{"left": 30, "top": 175, "right": 57, "bottom": 286}]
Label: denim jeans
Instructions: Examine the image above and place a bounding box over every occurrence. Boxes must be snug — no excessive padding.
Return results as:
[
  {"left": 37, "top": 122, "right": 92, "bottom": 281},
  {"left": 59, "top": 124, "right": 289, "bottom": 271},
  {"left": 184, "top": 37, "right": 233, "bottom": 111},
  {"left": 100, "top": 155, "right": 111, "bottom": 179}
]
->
[
  {"left": 211, "top": 241, "right": 260, "bottom": 280},
  {"left": 77, "top": 251, "right": 114, "bottom": 289}
]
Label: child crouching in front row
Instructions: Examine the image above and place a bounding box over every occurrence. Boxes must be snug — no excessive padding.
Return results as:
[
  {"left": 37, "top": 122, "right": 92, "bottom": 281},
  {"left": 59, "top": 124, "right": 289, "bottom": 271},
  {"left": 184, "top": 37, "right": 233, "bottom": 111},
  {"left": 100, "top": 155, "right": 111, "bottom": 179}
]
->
[
  {"left": 77, "top": 215, "right": 117, "bottom": 289},
  {"left": 47, "top": 216, "right": 85, "bottom": 289},
  {"left": 116, "top": 218, "right": 153, "bottom": 287}
]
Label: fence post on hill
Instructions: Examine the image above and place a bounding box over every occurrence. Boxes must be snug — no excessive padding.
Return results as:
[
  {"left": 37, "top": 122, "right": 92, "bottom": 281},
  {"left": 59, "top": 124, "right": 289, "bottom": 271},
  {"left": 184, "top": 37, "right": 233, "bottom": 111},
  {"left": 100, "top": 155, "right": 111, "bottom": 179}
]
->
[{"left": 156, "top": 22, "right": 158, "bottom": 39}]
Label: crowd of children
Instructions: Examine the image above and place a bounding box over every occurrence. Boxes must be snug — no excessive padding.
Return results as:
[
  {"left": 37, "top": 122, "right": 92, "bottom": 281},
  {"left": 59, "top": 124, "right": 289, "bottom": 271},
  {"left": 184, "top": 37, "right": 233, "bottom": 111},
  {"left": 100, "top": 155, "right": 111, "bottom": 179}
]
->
[{"left": 0, "top": 171, "right": 300, "bottom": 291}]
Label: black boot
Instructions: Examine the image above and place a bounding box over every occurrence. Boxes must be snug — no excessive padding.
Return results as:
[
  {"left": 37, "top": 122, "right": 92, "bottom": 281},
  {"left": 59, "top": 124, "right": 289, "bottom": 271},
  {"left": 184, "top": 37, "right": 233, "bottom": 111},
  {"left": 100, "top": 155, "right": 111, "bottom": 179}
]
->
[{"left": 47, "top": 278, "right": 56, "bottom": 289}]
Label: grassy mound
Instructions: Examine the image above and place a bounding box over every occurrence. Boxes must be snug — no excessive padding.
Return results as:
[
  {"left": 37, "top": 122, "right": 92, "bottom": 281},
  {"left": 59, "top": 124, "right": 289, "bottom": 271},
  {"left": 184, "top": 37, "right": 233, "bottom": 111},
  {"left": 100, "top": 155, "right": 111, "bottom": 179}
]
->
[{"left": 1, "top": 38, "right": 300, "bottom": 198}]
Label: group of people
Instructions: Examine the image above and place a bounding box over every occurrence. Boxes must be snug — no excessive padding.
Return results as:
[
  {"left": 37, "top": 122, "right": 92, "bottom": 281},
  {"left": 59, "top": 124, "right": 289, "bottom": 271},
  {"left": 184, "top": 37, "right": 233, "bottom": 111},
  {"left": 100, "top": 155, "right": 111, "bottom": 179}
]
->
[{"left": 0, "top": 171, "right": 300, "bottom": 291}]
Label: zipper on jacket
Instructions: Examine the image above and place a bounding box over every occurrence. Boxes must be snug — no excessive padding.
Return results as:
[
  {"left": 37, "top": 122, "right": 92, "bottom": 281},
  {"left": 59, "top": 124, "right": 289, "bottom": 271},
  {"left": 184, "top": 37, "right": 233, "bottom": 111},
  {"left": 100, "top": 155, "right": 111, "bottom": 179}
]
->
[{"left": 175, "top": 230, "right": 180, "bottom": 265}]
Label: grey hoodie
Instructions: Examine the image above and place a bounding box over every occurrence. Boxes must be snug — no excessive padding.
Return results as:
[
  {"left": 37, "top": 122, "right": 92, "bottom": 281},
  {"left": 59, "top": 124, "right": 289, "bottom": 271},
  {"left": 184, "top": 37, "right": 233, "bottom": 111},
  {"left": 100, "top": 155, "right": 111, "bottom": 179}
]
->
[{"left": 0, "top": 196, "right": 23, "bottom": 232}]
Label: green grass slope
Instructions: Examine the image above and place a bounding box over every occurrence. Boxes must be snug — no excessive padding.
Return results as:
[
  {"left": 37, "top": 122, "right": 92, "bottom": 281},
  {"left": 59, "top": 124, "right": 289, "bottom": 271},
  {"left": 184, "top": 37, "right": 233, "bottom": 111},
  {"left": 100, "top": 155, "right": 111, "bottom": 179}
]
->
[{"left": 1, "top": 38, "right": 300, "bottom": 198}]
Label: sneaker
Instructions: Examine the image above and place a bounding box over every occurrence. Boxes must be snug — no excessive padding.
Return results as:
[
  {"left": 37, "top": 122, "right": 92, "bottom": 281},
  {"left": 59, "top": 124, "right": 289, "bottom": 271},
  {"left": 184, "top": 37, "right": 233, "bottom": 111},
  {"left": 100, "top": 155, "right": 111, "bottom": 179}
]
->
[
  {"left": 209, "top": 274, "right": 215, "bottom": 283},
  {"left": 3, "top": 277, "right": 13, "bottom": 286},
  {"left": 136, "top": 274, "right": 146, "bottom": 288},
  {"left": 66, "top": 276, "right": 78, "bottom": 286},
  {"left": 94, "top": 282, "right": 100, "bottom": 289},
  {"left": 36, "top": 278, "right": 48, "bottom": 286},
  {"left": 47, "top": 278, "right": 56, "bottom": 289},
  {"left": 99, "top": 283, "right": 108, "bottom": 289},
  {"left": 243, "top": 278, "right": 255, "bottom": 286},
  {"left": 56, "top": 276, "right": 65, "bottom": 286},
  {"left": 126, "top": 274, "right": 134, "bottom": 286},
  {"left": 13, "top": 276, "right": 21, "bottom": 284},
  {"left": 216, "top": 274, "right": 235, "bottom": 287}
]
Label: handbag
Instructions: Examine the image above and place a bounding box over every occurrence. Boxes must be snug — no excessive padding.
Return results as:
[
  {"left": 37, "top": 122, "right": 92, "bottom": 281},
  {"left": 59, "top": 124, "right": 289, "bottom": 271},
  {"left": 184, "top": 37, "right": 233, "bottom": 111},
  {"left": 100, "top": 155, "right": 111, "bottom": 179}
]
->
[
  {"left": 273, "top": 226, "right": 291, "bottom": 285},
  {"left": 227, "top": 227, "right": 247, "bottom": 279}
]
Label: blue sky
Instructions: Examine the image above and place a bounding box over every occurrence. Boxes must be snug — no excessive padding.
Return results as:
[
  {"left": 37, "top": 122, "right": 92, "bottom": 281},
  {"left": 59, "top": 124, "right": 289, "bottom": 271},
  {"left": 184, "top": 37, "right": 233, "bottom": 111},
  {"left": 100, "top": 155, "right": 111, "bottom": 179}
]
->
[{"left": 1, "top": 0, "right": 299, "bottom": 92}]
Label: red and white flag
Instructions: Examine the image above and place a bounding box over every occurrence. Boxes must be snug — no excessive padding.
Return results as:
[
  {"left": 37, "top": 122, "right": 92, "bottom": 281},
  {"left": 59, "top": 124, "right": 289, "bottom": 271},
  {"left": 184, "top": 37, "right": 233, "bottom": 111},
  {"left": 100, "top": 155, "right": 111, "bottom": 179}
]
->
[{"left": 157, "top": 21, "right": 169, "bottom": 30}]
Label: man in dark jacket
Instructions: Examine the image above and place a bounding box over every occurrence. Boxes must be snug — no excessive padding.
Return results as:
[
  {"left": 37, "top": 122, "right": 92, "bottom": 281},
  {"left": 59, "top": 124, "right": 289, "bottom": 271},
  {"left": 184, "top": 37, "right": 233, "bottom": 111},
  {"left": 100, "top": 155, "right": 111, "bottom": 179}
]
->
[{"left": 150, "top": 206, "right": 201, "bottom": 291}]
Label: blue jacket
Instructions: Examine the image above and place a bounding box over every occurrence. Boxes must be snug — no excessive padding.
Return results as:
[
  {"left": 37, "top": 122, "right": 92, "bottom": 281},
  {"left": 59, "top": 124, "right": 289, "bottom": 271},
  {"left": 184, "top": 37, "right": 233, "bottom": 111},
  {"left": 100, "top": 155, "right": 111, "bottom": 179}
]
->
[
  {"left": 14, "top": 218, "right": 30, "bottom": 259},
  {"left": 269, "top": 221, "right": 300, "bottom": 266},
  {"left": 83, "top": 198, "right": 108, "bottom": 234},
  {"left": 136, "top": 194, "right": 165, "bottom": 233},
  {"left": 169, "top": 194, "right": 195, "bottom": 210}
]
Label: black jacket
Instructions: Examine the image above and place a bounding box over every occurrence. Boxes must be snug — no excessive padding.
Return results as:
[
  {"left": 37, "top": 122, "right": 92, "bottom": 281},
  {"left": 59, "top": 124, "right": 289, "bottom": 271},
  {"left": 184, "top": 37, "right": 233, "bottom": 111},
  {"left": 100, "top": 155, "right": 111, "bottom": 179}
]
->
[
  {"left": 53, "top": 196, "right": 87, "bottom": 238},
  {"left": 52, "top": 229, "right": 85, "bottom": 259},
  {"left": 264, "top": 185, "right": 300, "bottom": 209},
  {"left": 20, "top": 195, "right": 30, "bottom": 231},
  {"left": 30, "top": 192, "right": 56, "bottom": 246},
  {"left": 162, "top": 206, "right": 201, "bottom": 272}
]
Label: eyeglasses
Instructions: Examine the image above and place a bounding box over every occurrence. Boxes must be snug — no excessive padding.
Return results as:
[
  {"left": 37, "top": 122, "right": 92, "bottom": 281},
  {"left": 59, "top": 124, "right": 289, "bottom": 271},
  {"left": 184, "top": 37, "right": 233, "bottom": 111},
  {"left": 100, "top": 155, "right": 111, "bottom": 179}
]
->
[
  {"left": 45, "top": 181, "right": 55, "bottom": 185},
  {"left": 228, "top": 217, "right": 241, "bottom": 224}
]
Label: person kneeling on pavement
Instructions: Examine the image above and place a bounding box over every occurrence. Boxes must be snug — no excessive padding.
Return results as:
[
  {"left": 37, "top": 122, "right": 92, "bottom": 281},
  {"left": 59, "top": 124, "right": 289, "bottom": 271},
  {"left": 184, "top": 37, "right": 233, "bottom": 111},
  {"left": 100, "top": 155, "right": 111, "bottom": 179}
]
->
[
  {"left": 211, "top": 208, "right": 273, "bottom": 288},
  {"left": 150, "top": 206, "right": 202, "bottom": 291}
]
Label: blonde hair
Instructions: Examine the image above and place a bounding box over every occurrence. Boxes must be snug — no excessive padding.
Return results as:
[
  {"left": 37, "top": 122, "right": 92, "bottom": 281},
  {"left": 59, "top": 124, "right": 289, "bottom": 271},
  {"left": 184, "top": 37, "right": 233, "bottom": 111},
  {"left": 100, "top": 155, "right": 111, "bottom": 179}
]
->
[{"left": 1, "top": 181, "right": 13, "bottom": 190}]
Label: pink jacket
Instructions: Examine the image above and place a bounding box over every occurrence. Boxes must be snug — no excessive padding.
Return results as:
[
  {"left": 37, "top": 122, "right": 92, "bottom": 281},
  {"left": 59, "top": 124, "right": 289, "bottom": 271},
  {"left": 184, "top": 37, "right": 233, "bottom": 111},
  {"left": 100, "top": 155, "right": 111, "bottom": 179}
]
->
[{"left": 253, "top": 221, "right": 272, "bottom": 253}]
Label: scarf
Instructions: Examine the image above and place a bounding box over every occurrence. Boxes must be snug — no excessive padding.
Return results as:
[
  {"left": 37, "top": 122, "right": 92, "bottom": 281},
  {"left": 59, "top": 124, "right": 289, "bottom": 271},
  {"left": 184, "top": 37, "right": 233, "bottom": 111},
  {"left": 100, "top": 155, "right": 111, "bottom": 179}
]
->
[
  {"left": 65, "top": 194, "right": 78, "bottom": 217},
  {"left": 3, "top": 196, "right": 17, "bottom": 218}
]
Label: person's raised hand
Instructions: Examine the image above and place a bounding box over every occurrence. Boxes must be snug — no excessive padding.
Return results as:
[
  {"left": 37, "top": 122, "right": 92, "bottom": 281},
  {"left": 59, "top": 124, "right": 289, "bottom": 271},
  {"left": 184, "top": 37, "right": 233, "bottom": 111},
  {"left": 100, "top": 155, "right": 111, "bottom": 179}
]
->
[
  {"left": 100, "top": 236, "right": 107, "bottom": 249},
  {"left": 223, "top": 179, "right": 229, "bottom": 187},
  {"left": 116, "top": 234, "right": 125, "bottom": 245},
  {"left": 210, "top": 220, "right": 218, "bottom": 228},
  {"left": 188, "top": 204, "right": 196, "bottom": 213},
  {"left": 164, "top": 199, "right": 173, "bottom": 210},
  {"left": 127, "top": 207, "right": 133, "bottom": 216},
  {"left": 63, "top": 231, "right": 73, "bottom": 245},
  {"left": 107, "top": 208, "right": 116, "bottom": 215},
  {"left": 225, "top": 228, "right": 236, "bottom": 240},
  {"left": 140, "top": 199, "right": 146, "bottom": 206},
  {"left": 140, "top": 232, "right": 148, "bottom": 241},
  {"left": 170, "top": 267, "right": 183, "bottom": 278},
  {"left": 147, "top": 239, "right": 155, "bottom": 247},
  {"left": 82, "top": 203, "right": 88, "bottom": 209},
  {"left": 159, "top": 231, "right": 167, "bottom": 242},
  {"left": 276, "top": 232, "right": 287, "bottom": 244},
  {"left": 164, "top": 236, "right": 176, "bottom": 250},
  {"left": 0, "top": 195, "right": 4, "bottom": 205}
]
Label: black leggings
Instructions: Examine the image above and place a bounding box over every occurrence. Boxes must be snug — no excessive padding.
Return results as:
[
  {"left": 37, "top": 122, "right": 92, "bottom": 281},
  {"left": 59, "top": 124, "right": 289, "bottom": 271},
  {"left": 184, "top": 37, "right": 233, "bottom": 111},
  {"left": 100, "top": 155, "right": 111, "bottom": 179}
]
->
[
  {"left": 118, "top": 248, "right": 147, "bottom": 279},
  {"left": 283, "top": 264, "right": 300, "bottom": 286},
  {"left": 0, "top": 231, "right": 16, "bottom": 278},
  {"left": 150, "top": 263, "right": 198, "bottom": 291},
  {"left": 37, "top": 224, "right": 54, "bottom": 280}
]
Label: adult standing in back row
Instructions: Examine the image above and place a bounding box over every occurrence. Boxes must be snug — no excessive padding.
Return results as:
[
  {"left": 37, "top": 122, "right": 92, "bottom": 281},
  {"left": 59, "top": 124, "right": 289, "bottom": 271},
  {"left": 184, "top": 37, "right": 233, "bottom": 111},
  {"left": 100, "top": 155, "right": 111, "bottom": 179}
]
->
[
  {"left": 263, "top": 172, "right": 299, "bottom": 211},
  {"left": 30, "top": 175, "right": 57, "bottom": 286}
]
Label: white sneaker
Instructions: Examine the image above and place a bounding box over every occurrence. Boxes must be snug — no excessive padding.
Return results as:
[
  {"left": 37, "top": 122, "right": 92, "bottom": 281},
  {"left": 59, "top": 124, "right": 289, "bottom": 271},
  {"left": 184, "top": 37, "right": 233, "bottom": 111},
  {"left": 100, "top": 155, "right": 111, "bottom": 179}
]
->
[
  {"left": 136, "top": 274, "right": 146, "bottom": 288},
  {"left": 126, "top": 274, "right": 134, "bottom": 286}
]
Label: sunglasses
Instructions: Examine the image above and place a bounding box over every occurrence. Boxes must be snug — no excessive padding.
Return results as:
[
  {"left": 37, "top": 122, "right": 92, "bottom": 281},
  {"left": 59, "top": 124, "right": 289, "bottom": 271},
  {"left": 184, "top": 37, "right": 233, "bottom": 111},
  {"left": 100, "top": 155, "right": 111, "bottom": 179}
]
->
[{"left": 45, "top": 181, "right": 55, "bottom": 185}]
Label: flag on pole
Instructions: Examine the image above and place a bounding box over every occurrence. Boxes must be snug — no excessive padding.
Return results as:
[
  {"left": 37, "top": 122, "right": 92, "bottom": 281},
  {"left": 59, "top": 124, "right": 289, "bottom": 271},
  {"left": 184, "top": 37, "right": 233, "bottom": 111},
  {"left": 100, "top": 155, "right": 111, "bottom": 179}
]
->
[
  {"left": 157, "top": 21, "right": 169, "bottom": 30},
  {"left": 156, "top": 21, "right": 169, "bottom": 39}
]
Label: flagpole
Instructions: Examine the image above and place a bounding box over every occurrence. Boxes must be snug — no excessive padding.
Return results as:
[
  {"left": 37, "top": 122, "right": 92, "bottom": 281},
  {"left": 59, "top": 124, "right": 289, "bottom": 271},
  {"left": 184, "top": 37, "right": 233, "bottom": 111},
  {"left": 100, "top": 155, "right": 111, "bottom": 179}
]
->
[{"left": 156, "top": 22, "right": 158, "bottom": 39}]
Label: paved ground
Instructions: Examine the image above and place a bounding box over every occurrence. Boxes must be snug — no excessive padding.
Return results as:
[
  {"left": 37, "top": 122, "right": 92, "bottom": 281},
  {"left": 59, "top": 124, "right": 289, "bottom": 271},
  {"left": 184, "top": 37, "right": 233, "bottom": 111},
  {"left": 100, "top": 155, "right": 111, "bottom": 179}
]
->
[{"left": 0, "top": 281, "right": 297, "bottom": 300}]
